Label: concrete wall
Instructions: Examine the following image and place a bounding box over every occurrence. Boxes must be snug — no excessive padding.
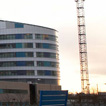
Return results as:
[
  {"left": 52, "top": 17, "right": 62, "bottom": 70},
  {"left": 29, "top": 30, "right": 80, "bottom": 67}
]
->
[{"left": 0, "top": 81, "right": 29, "bottom": 103}]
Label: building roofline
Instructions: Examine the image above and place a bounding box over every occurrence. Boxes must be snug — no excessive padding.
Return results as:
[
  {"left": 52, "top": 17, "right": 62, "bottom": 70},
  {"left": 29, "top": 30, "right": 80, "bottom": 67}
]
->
[{"left": 0, "top": 20, "right": 57, "bottom": 31}]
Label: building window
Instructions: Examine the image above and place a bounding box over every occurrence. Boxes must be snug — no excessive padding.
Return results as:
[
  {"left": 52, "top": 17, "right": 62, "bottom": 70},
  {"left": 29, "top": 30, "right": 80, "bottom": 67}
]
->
[
  {"left": 23, "top": 43, "right": 33, "bottom": 48},
  {"left": 0, "top": 34, "right": 32, "bottom": 40},
  {"left": 45, "top": 70, "right": 51, "bottom": 75},
  {"left": 36, "top": 52, "right": 58, "bottom": 58},
  {"left": 24, "top": 34, "right": 33, "bottom": 39},
  {"left": 37, "top": 70, "right": 59, "bottom": 76},
  {"left": 37, "top": 70, "right": 44, "bottom": 75},
  {"left": 0, "top": 61, "right": 34, "bottom": 67},
  {"left": 0, "top": 89, "right": 28, "bottom": 94},
  {"left": 26, "top": 61, "right": 34, "bottom": 66},
  {"left": 16, "top": 43, "right": 22, "bottom": 48},
  {"left": 15, "top": 23, "right": 24, "bottom": 28},
  {"left": 37, "top": 61, "right": 58, "bottom": 67},
  {"left": 0, "top": 52, "right": 33, "bottom": 58},
  {"left": 0, "top": 43, "right": 33, "bottom": 49},
  {"left": 25, "top": 52, "right": 33, "bottom": 57},
  {"left": 35, "top": 34, "right": 56, "bottom": 41},
  {"left": 26, "top": 70, "right": 34, "bottom": 75},
  {"left": 16, "top": 52, "right": 25, "bottom": 57},
  {"left": 36, "top": 43, "right": 57, "bottom": 50},
  {"left": 0, "top": 70, "right": 34, "bottom": 76}
]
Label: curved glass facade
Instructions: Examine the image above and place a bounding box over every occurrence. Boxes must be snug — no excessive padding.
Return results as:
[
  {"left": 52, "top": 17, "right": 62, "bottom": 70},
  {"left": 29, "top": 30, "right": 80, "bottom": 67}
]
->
[
  {"left": 37, "top": 61, "right": 59, "bottom": 67},
  {"left": 0, "top": 61, "right": 34, "bottom": 67},
  {"left": 0, "top": 70, "right": 34, "bottom": 76},
  {"left": 0, "top": 52, "right": 33, "bottom": 58},
  {"left": 0, "top": 43, "right": 33, "bottom": 49},
  {"left": 0, "top": 34, "right": 32, "bottom": 40},
  {"left": 0, "top": 20, "right": 59, "bottom": 85},
  {"left": 35, "top": 34, "right": 57, "bottom": 41},
  {"left": 36, "top": 52, "right": 58, "bottom": 58},
  {"left": 36, "top": 43, "right": 57, "bottom": 50}
]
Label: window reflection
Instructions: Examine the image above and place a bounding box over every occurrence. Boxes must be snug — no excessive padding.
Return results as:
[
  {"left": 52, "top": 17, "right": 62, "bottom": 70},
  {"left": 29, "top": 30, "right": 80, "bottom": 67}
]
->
[
  {"left": 37, "top": 70, "right": 59, "bottom": 76},
  {"left": 36, "top": 43, "right": 57, "bottom": 50},
  {"left": 0, "top": 43, "right": 33, "bottom": 49},
  {"left": 37, "top": 61, "right": 59, "bottom": 67},
  {"left": 35, "top": 34, "right": 56, "bottom": 41},
  {"left": 0, "top": 70, "right": 34, "bottom": 76},
  {"left": 0, "top": 34, "right": 32, "bottom": 40},
  {"left": 0, "top": 61, "right": 34, "bottom": 67}
]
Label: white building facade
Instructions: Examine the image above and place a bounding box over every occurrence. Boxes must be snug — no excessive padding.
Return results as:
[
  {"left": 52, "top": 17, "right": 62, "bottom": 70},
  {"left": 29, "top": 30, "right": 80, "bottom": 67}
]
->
[{"left": 0, "top": 20, "right": 59, "bottom": 85}]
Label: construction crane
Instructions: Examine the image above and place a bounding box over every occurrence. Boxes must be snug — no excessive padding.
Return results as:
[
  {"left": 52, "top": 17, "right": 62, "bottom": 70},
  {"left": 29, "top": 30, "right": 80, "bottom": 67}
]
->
[{"left": 75, "top": 0, "right": 90, "bottom": 93}]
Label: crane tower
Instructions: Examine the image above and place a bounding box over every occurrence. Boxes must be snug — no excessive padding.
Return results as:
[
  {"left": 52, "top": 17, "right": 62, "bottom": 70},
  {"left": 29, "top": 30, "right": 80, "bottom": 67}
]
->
[{"left": 75, "top": 0, "right": 89, "bottom": 93}]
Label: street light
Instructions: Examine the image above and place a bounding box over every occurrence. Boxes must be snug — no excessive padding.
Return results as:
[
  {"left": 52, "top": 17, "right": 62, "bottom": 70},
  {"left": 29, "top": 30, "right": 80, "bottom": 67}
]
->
[
  {"left": 36, "top": 78, "right": 41, "bottom": 84},
  {"left": 96, "top": 84, "right": 99, "bottom": 95},
  {"left": 96, "top": 83, "right": 106, "bottom": 94}
]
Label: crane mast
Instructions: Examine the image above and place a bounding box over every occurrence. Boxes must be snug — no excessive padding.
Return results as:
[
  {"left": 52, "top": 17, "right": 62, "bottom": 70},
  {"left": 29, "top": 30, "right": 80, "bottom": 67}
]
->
[{"left": 75, "top": 0, "right": 89, "bottom": 93}]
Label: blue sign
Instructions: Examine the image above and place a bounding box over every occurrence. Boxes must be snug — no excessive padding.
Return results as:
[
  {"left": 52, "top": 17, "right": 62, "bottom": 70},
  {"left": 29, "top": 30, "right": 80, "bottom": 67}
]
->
[{"left": 39, "top": 90, "right": 68, "bottom": 106}]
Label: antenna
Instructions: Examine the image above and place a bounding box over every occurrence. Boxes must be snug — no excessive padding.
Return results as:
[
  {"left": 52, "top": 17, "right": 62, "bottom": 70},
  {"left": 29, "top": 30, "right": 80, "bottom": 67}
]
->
[{"left": 75, "top": 0, "right": 89, "bottom": 93}]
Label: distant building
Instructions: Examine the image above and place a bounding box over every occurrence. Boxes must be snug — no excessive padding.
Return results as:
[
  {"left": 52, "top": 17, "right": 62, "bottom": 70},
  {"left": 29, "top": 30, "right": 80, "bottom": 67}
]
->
[{"left": 0, "top": 20, "right": 60, "bottom": 85}]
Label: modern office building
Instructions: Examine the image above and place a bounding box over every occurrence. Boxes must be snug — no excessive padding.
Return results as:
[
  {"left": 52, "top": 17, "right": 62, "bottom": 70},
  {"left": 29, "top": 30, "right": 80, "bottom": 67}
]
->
[{"left": 0, "top": 20, "right": 59, "bottom": 85}]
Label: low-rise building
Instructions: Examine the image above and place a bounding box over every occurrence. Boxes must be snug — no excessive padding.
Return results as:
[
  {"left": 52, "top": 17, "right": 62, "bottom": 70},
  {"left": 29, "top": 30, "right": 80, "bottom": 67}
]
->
[
  {"left": 0, "top": 81, "right": 61, "bottom": 105},
  {"left": 0, "top": 81, "right": 29, "bottom": 105}
]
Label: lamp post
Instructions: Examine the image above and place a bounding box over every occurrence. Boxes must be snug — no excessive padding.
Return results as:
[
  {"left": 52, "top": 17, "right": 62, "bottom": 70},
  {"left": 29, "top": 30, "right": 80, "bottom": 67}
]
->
[
  {"left": 96, "top": 83, "right": 106, "bottom": 94},
  {"left": 36, "top": 78, "right": 41, "bottom": 84},
  {"left": 97, "top": 84, "right": 98, "bottom": 95},
  {"left": 104, "top": 83, "right": 106, "bottom": 92}
]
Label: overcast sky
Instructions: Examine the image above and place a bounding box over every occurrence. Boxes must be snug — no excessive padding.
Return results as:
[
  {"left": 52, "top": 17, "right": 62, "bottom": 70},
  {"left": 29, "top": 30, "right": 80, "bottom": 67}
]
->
[{"left": 0, "top": 0, "right": 106, "bottom": 93}]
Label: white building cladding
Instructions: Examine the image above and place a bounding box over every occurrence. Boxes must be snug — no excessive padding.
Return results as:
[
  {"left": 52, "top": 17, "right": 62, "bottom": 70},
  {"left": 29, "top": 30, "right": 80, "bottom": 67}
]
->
[{"left": 0, "top": 20, "right": 59, "bottom": 85}]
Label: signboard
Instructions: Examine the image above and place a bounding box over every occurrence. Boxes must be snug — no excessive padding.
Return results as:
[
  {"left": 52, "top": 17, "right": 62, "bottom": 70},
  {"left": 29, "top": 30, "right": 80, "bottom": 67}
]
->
[{"left": 39, "top": 90, "right": 68, "bottom": 106}]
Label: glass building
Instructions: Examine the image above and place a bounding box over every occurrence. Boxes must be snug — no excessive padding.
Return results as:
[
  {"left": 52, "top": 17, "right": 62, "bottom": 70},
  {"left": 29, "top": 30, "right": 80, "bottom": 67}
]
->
[{"left": 0, "top": 20, "right": 59, "bottom": 85}]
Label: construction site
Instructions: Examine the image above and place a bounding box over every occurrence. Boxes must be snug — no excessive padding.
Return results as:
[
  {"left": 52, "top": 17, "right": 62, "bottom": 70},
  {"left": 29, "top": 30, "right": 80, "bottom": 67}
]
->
[{"left": 67, "top": 0, "right": 106, "bottom": 105}]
